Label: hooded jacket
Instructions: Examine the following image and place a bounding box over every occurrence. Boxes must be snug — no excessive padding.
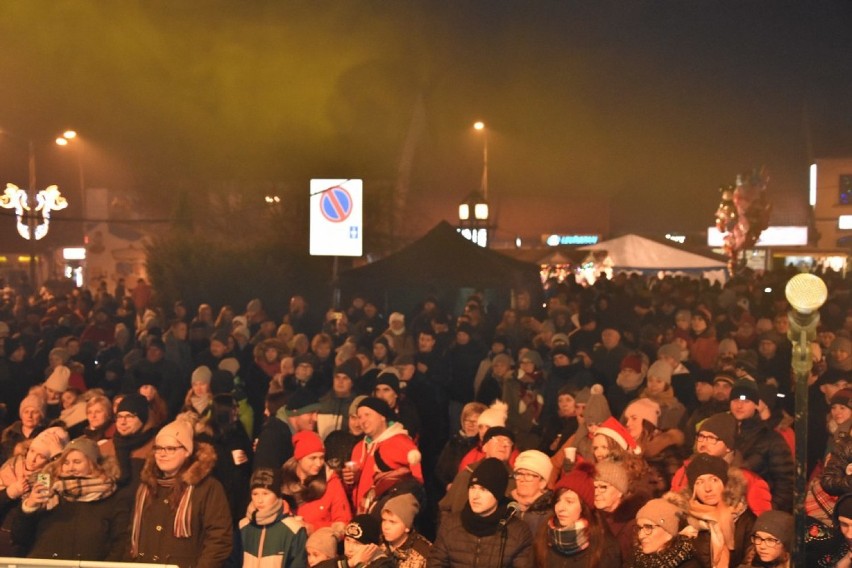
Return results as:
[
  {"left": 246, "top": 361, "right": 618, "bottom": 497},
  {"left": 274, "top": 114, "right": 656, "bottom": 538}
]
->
[{"left": 132, "top": 441, "right": 233, "bottom": 568}]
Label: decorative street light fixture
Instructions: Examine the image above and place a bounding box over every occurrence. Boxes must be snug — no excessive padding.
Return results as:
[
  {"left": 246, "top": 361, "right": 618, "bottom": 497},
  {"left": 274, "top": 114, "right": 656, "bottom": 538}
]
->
[
  {"left": 0, "top": 130, "right": 70, "bottom": 286},
  {"left": 458, "top": 190, "right": 491, "bottom": 247}
]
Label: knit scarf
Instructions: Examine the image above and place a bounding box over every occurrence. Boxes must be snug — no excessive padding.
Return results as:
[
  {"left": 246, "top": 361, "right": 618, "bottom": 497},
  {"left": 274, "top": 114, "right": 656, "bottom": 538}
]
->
[
  {"left": 632, "top": 535, "right": 696, "bottom": 568},
  {"left": 113, "top": 427, "right": 157, "bottom": 485},
  {"left": 189, "top": 393, "right": 212, "bottom": 415},
  {"left": 547, "top": 517, "right": 590, "bottom": 557},
  {"left": 130, "top": 476, "right": 194, "bottom": 557},
  {"left": 246, "top": 498, "right": 284, "bottom": 526},
  {"left": 45, "top": 474, "right": 117, "bottom": 510},
  {"left": 687, "top": 497, "right": 737, "bottom": 568},
  {"left": 460, "top": 502, "right": 508, "bottom": 537}
]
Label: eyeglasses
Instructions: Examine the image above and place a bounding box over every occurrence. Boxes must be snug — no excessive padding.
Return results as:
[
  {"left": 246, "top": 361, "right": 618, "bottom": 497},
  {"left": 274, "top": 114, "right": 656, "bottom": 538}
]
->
[
  {"left": 751, "top": 534, "right": 781, "bottom": 548},
  {"left": 513, "top": 471, "right": 543, "bottom": 482},
  {"left": 696, "top": 433, "right": 721, "bottom": 444},
  {"left": 634, "top": 524, "right": 658, "bottom": 536},
  {"left": 153, "top": 445, "right": 184, "bottom": 456},
  {"left": 115, "top": 412, "right": 138, "bottom": 421}
]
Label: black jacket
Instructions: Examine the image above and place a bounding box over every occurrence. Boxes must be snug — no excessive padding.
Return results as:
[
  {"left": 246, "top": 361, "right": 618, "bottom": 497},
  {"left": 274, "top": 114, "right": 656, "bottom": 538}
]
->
[{"left": 734, "top": 415, "right": 794, "bottom": 511}]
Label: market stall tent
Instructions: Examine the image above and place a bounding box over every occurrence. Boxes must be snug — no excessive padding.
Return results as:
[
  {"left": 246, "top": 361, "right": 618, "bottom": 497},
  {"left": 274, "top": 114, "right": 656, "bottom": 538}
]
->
[{"left": 579, "top": 234, "right": 727, "bottom": 281}]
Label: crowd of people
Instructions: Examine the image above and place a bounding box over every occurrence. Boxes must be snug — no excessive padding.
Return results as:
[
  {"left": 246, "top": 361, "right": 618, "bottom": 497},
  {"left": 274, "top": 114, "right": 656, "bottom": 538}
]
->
[{"left": 0, "top": 267, "right": 850, "bottom": 567}]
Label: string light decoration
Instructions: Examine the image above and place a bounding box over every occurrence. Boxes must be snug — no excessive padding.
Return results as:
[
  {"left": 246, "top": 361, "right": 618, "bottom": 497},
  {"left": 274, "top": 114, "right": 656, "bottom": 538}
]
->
[{"left": 0, "top": 183, "right": 68, "bottom": 240}]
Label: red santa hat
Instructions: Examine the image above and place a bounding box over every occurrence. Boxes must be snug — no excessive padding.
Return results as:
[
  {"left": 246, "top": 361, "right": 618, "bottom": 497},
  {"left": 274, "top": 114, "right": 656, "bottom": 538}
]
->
[
  {"left": 374, "top": 438, "right": 421, "bottom": 472},
  {"left": 594, "top": 416, "right": 639, "bottom": 454}
]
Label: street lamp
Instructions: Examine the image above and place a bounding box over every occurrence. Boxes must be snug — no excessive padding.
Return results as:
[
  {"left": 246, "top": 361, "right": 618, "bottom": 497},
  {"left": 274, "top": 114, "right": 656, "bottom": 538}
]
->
[
  {"left": 458, "top": 190, "right": 490, "bottom": 247},
  {"left": 785, "top": 273, "right": 828, "bottom": 565},
  {"left": 473, "top": 121, "right": 488, "bottom": 200}
]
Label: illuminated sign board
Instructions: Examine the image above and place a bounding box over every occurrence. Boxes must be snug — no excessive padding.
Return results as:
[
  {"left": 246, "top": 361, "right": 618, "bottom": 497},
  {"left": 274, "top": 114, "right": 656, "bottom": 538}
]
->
[
  {"left": 839, "top": 215, "right": 852, "bottom": 230},
  {"left": 545, "top": 234, "right": 599, "bottom": 246},
  {"left": 707, "top": 226, "right": 808, "bottom": 247}
]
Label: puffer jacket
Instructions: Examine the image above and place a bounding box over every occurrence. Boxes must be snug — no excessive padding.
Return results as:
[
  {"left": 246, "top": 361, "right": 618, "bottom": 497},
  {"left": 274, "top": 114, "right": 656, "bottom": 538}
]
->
[
  {"left": 642, "top": 428, "right": 687, "bottom": 493},
  {"left": 516, "top": 490, "right": 552, "bottom": 538},
  {"left": 131, "top": 442, "right": 233, "bottom": 568},
  {"left": 428, "top": 509, "right": 533, "bottom": 567},
  {"left": 820, "top": 431, "right": 852, "bottom": 496},
  {"left": 734, "top": 415, "right": 794, "bottom": 511}
]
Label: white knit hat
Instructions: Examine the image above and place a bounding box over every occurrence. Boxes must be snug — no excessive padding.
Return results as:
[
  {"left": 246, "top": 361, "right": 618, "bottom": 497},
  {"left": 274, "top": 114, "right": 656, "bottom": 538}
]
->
[
  {"left": 43, "top": 366, "right": 70, "bottom": 393},
  {"left": 477, "top": 400, "right": 508, "bottom": 428},
  {"left": 218, "top": 358, "right": 240, "bottom": 376},
  {"left": 156, "top": 419, "right": 194, "bottom": 454},
  {"left": 625, "top": 398, "right": 661, "bottom": 428},
  {"left": 647, "top": 361, "right": 673, "bottom": 385},
  {"left": 513, "top": 449, "right": 553, "bottom": 481},
  {"left": 191, "top": 366, "right": 212, "bottom": 385}
]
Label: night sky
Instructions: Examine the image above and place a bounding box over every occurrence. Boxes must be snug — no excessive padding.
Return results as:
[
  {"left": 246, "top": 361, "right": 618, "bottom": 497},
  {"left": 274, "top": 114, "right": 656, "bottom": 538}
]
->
[{"left": 1, "top": 1, "right": 851, "bottom": 245}]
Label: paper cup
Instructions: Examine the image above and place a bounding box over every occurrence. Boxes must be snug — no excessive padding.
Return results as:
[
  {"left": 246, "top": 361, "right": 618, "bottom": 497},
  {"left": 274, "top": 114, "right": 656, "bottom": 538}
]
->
[{"left": 564, "top": 447, "right": 577, "bottom": 462}]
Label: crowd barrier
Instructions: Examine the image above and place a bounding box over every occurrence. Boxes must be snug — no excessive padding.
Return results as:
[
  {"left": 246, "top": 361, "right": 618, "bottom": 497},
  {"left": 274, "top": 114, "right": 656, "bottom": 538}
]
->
[{"left": 0, "top": 559, "right": 177, "bottom": 568}]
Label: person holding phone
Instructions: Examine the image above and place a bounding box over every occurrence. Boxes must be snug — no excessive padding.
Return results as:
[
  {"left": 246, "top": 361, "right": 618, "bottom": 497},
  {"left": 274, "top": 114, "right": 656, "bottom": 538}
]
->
[{"left": 11, "top": 437, "right": 130, "bottom": 561}]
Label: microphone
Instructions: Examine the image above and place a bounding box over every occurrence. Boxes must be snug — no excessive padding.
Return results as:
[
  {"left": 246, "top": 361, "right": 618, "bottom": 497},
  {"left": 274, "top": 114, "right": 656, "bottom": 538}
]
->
[{"left": 500, "top": 501, "right": 520, "bottom": 527}]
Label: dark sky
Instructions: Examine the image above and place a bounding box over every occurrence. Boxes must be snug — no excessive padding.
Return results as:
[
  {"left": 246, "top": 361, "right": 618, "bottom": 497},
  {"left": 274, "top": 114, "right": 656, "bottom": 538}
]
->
[{"left": 1, "top": 1, "right": 850, "bottom": 244}]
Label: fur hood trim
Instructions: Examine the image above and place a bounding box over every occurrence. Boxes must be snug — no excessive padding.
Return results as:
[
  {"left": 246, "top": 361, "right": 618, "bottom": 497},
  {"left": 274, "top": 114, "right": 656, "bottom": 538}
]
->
[
  {"left": 667, "top": 466, "right": 748, "bottom": 510},
  {"left": 139, "top": 441, "right": 217, "bottom": 488}
]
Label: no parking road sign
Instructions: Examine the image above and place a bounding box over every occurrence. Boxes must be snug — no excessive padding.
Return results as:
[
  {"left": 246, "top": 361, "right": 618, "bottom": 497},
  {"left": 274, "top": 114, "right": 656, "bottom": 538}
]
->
[{"left": 310, "top": 179, "right": 363, "bottom": 256}]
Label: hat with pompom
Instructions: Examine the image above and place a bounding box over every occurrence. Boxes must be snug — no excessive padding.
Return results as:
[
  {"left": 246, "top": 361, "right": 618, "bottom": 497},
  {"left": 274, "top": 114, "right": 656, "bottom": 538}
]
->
[
  {"left": 477, "top": 400, "right": 508, "bottom": 428},
  {"left": 584, "top": 384, "right": 612, "bottom": 425}
]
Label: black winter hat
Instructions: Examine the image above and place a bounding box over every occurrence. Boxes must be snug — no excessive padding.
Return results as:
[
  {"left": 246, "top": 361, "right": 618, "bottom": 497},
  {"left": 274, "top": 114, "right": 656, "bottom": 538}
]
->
[
  {"left": 345, "top": 514, "right": 382, "bottom": 545},
  {"left": 686, "top": 453, "right": 729, "bottom": 488},
  {"left": 287, "top": 388, "right": 321, "bottom": 416},
  {"left": 469, "top": 457, "right": 510, "bottom": 502},
  {"left": 250, "top": 467, "right": 282, "bottom": 498},
  {"left": 357, "top": 396, "right": 395, "bottom": 422},
  {"left": 482, "top": 426, "right": 515, "bottom": 446},
  {"left": 375, "top": 371, "right": 401, "bottom": 395},
  {"left": 697, "top": 412, "right": 737, "bottom": 449},
  {"left": 730, "top": 378, "right": 759, "bottom": 404},
  {"left": 830, "top": 388, "right": 852, "bottom": 410},
  {"left": 117, "top": 393, "right": 149, "bottom": 425},
  {"left": 210, "top": 369, "right": 235, "bottom": 395}
]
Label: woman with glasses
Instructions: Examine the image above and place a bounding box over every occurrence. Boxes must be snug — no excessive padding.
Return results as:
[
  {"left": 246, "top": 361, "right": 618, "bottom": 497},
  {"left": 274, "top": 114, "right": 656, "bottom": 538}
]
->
[
  {"left": 738, "top": 510, "right": 792, "bottom": 568},
  {"left": 534, "top": 462, "right": 621, "bottom": 567},
  {"left": 130, "top": 418, "right": 232, "bottom": 567},
  {"left": 631, "top": 498, "right": 698, "bottom": 567}
]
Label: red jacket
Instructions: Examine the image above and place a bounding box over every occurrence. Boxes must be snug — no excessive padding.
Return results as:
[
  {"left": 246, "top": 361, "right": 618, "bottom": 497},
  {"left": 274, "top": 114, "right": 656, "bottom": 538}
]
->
[
  {"left": 670, "top": 456, "right": 772, "bottom": 517},
  {"left": 350, "top": 423, "right": 423, "bottom": 513},
  {"left": 295, "top": 472, "right": 352, "bottom": 532}
]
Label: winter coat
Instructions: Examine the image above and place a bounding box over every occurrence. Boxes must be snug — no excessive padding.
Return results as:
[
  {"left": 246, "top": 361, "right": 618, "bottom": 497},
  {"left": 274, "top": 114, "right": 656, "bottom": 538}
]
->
[
  {"left": 428, "top": 509, "right": 534, "bottom": 567},
  {"left": 599, "top": 491, "right": 645, "bottom": 563},
  {"left": 350, "top": 422, "right": 423, "bottom": 513},
  {"left": 642, "top": 428, "right": 687, "bottom": 492},
  {"left": 132, "top": 442, "right": 233, "bottom": 568},
  {"left": 384, "top": 530, "right": 432, "bottom": 568},
  {"left": 238, "top": 510, "right": 306, "bottom": 568},
  {"left": 820, "top": 431, "right": 852, "bottom": 497},
  {"left": 517, "top": 491, "right": 552, "bottom": 538},
  {"left": 293, "top": 472, "right": 352, "bottom": 532},
  {"left": 734, "top": 415, "right": 794, "bottom": 511},
  {"left": 0, "top": 422, "right": 43, "bottom": 462},
  {"left": 254, "top": 411, "right": 294, "bottom": 470},
  {"left": 666, "top": 466, "right": 757, "bottom": 568},
  {"left": 439, "top": 460, "right": 516, "bottom": 526},
  {"left": 11, "top": 475, "right": 131, "bottom": 561},
  {"left": 670, "top": 457, "right": 772, "bottom": 518},
  {"left": 435, "top": 431, "right": 479, "bottom": 489}
]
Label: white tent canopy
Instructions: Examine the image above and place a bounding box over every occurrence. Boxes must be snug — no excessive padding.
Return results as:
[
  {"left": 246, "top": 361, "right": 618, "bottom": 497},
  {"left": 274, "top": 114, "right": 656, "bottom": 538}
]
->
[{"left": 579, "top": 234, "right": 726, "bottom": 280}]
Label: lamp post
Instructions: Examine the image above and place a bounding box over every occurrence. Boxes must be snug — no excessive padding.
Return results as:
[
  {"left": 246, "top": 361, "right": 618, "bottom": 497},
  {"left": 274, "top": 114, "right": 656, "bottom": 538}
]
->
[
  {"left": 785, "top": 273, "right": 828, "bottom": 565},
  {"left": 473, "top": 121, "right": 488, "bottom": 200},
  {"left": 458, "top": 190, "right": 490, "bottom": 247}
]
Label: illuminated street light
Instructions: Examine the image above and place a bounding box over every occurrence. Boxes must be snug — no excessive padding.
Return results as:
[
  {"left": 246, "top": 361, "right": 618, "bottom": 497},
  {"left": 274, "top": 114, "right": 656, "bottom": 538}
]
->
[
  {"left": 62, "top": 130, "right": 77, "bottom": 140},
  {"left": 55, "top": 137, "right": 68, "bottom": 146},
  {"left": 784, "top": 272, "right": 828, "bottom": 562},
  {"left": 473, "top": 121, "right": 488, "bottom": 199},
  {"left": 458, "top": 190, "right": 491, "bottom": 247}
]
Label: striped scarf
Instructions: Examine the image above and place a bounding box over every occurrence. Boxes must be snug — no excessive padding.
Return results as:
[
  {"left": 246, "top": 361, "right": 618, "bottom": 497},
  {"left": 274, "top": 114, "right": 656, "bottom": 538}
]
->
[{"left": 130, "top": 477, "right": 194, "bottom": 557}]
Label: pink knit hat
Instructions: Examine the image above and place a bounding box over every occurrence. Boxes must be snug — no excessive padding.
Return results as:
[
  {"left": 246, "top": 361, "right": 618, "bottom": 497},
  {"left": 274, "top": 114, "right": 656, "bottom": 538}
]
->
[
  {"left": 625, "top": 398, "right": 661, "bottom": 428},
  {"left": 156, "top": 419, "right": 194, "bottom": 454}
]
